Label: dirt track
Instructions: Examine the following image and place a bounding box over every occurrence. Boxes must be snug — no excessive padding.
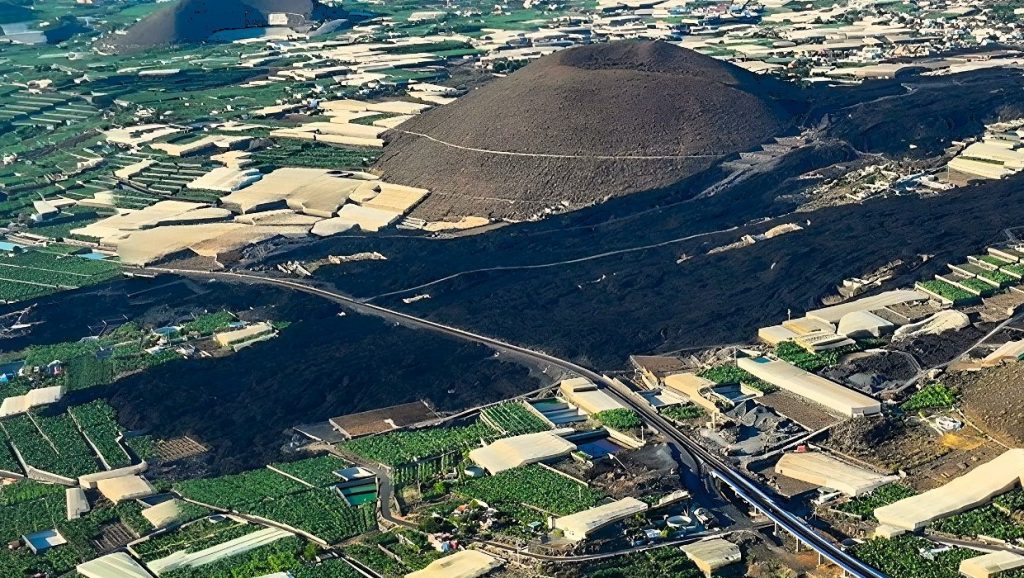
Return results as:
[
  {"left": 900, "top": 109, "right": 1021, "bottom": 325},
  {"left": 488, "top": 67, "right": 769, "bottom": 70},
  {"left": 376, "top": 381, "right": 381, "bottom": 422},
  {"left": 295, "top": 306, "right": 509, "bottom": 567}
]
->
[{"left": 948, "top": 363, "right": 1024, "bottom": 447}]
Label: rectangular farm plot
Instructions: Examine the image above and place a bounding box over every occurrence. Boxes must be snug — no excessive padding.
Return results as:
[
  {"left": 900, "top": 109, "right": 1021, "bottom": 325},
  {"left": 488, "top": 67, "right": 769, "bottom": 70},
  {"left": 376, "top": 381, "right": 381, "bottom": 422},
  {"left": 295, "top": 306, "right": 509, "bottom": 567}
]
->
[
  {"left": 0, "top": 248, "right": 120, "bottom": 304},
  {"left": 175, "top": 466, "right": 376, "bottom": 544},
  {"left": 340, "top": 420, "right": 497, "bottom": 466},
  {"left": 271, "top": 455, "right": 349, "bottom": 487},
  {"left": 1, "top": 413, "right": 99, "bottom": 479},
  {"left": 174, "top": 468, "right": 309, "bottom": 510},
  {"left": 456, "top": 464, "right": 602, "bottom": 517},
  {"left": 131, "top": 517, "right": 261, "bottom": 562},
  {"left": 68, "top": 401, "right": 133, "bottom": 469}
]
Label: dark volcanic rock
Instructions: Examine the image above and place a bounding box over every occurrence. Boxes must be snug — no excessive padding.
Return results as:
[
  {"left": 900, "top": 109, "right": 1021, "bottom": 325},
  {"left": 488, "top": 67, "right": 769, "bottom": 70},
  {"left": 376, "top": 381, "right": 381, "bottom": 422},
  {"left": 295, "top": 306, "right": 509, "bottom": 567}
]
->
[
  {"left": 376, "top": 40, "right": 806, "bottom": 221},
  {"left": 100, "top": 0, "right": 345, "bottom": 53}
]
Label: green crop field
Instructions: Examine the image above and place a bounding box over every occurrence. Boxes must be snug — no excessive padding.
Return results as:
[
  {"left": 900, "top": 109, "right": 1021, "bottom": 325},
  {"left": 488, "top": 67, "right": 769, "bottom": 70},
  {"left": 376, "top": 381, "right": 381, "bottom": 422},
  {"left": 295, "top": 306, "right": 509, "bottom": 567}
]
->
[
  {"left": 918, "top": 280, "right": 976, "bottom": 304},
  {"left": 594, "top": 408, "right": 642, "bottom": 431},
  {"left": 698, "top": 363, "right": 777, "bottom": 393},
  {"left": 2, "top": 412, "right": 97, "bottom": 478},
  {"left": 251, "top": 140, "right": 379, "bottom": 172},
  {"left": 577, "top": 547, "right": 703, "bottom": 578},
  {"left": 661, "top": 404, "right": 705, "bottom": 421},
  {"left": 835, "top": 483, "right": 916, "bottom": 519},
  {"left": 293, "top": 558, "right": 364, "bottom": 578},
  {"left": 342, "top": 421, "right": 496, "bottom": 466},
  {"left": 480, "top": 402, "right": 549, "bottom": 435},
  {"left": 901, "top": 383, "right": 957, "bottom": 413},
  {"left": 852, "top": 536, "right": 981, "bottom": 578},
  {"left": 272, "top": 455, "right": 348, "bottom": 487},
  {"left": 161, "top": 535, "right": 305, "bottom": 578},
  {"left": 175, "top": 468, "right": 308, "bottom": 510},
  {"left": 133, "top": 518, "right": 260, "bottom": 562},
  {"left": 68, "top": 400, "right": 132, "bottom": 469},
  {"left": 248, "top": 489, "right": 377, "bottom": 544},
  {"left": 0, "top": 248, "right": 120, "bottom": 304},
  {"left": 457, "top": 464, "right": 602, "bottom": 521},
  {"left": 180, "top": 311, "right": 236, "bottom": 336},
  {"left": 932, "top": 489, "right": 1024, "bottom": 541}
]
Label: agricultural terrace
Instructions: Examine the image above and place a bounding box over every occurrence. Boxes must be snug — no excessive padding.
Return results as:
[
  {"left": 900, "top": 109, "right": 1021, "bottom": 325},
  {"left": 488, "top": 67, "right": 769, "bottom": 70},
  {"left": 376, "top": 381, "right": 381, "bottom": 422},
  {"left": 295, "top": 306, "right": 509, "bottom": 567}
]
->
[
  {"left": 292, "top": 558, "right": 363, "bottom": 578},
  {"left": 852, "top": 536, "right": 983, "bottom": 578},
  {"left": 775, "top": 341, "right": 858, "bottom": 372},
  {"left": 901, "top": 383, "right": 958, "bottom": 413},
  {"left": 248, "top": 489, "right": 377, "bottom": 544},
  {"left": 132, "top": 518, "right": 260, "bottom": 562},
  {"left": 699, "top": 363, "right": 777, "bottom": 393},
  {"left": 175, "top": 468, "right": 376, "bottom": 543},
  {"left": 392, "top": 452, "right": 462, "bottom": 487},
  {"left": 161, "top": 535, "right": 307, "bottom": 578},
  {"left": 661, "top": 404, "right": 705, "bottom": 421},
  {"left": 977, "top": 268, "right": 1016, "bottom": 287},
  {"left": 0, "top": 439, "right": 21, "bottom": 473},
  {"left": 272, "top": 455, "right": 349, "bottom": 487},
  {"left": 346, "top": 542, "right": 409, "bottom": 578},
  {"left": 917, "top": 280, "right": 976, "bottom": 304},
  {"left": 180, "top": 311, "right": 237, "bottom": 336},
  {"left": 480, "top": 402, "right": 549, "bottom": 435},
  {"left": 21, "top": 322, "right": 177, "bottom": 391},
  {"left": 342, "top": 420, "right": 496, "bottom": 466},
  {"left": 175, "top": 468, "right": 308, "bottom": 510},
  {"left": 835, "top": 484, "right": 917, "bottom": 519},
  {"left": 959, "top": 277, "right": 997, "bottom": 296},
  {"left": 1, "top": 412, "right": 98, "bottom": 478},
  {"left": 932, "top": 489, "right": 1024, "bottom": 541},
  {"left": 0, "top": 481, "right": 152, "bottom": 577},
  {"left": 345, "top": 531, "right": 446, "bottom": 577},
  {"left": 0, "top": 247, "right": 120, "bottom": 303},
  {"left": 251, "top": 140, "right": 379, "bottom": 172},
  {"left": 573, "top": 546, "right": 704, "bottom": 578},
  {"left": 593, "top": 408, "right": 643, "bottom": 431},
  {"left": 456, "top": 464, "right": 602, "bottom": 524},
  {"left": 0, "top": 481, "right": 65, "bottom": 545},
  {"left": 68, "top": 400, "right": 132, "bottom": 469}
]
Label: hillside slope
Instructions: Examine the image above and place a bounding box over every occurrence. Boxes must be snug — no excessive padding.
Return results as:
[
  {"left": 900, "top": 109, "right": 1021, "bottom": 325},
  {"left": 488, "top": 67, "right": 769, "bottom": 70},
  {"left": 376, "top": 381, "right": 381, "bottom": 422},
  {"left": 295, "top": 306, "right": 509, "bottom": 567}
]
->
[
  {"left": 101, "top": 0, "right": 344, "bottom": 52},
  {"left": 375, "top": 41, "right": 805, "bottom": 221}
]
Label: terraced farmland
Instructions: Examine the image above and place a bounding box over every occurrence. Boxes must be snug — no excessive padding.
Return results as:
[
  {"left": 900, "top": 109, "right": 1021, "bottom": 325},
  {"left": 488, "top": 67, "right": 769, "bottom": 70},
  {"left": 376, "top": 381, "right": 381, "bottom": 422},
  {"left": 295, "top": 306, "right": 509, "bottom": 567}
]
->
[
  {"left": 481, "top": 402, "right": 550, "bottom": 435},
  {"left": 0, "top": 481, "right": 65, "bottom": 544},
  {"left": 248, "top": 489, "right": 377, "bottom": 543},
  {"left": 174, "top": 468, "right": 308, "bottom": 510},
  {"left": 132, "top": 518, "right": 260, "bottom": 562},
  {"left": 272, "top": 455, "right": 348, "bottom": 487},
  {"left": 0, "top": 248, "right": 120, "bottom": 304},
  {"left": 251, "top": 140, "right": 379, "bottom": 172},
  {"left": 1, "top": 413, "right": 98, "bottom": 478},
  {"left": 69, "top": 400, "right": 132, "bottom": 469},
  {"left": 457, "top": 464, "right": 602, "bottom": 517},
  {"left": 342, "top": 421, "right": 496, "bottom": 466}
]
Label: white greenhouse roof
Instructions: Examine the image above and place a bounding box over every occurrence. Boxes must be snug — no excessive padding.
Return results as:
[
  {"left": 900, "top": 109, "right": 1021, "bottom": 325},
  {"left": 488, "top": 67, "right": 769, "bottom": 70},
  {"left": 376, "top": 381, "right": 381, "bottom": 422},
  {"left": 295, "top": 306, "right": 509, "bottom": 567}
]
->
[
  {"left": 960, "top": 551, "right": 1024, "bottom": 578},
  {"left": 875, "top": 448, "right": 1024, "bottom": 531},
  {"left": 551, "top": 497, "right": 648, "bottom": 541},
  {"left": 737, "top": 357, "right": 881, "bottom": 418},
  {"left": 77, "top": 553, "right": 154, "bottom": 578},
  {"left": 405, "top": 549, "right": 502, "bottom": 578},
  {"left": 469, "top": 430, "right": 575, "bottom": 474},
  {"left": 775, "top": 452, "right": 898, "bottom": 497}
]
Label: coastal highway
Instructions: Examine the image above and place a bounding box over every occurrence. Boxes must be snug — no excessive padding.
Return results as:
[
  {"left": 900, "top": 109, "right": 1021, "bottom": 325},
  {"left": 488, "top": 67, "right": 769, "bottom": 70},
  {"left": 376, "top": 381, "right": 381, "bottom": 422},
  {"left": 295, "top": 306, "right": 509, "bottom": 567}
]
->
[{"left": 144, "top": 267, "right": 887, "bottom": 578}]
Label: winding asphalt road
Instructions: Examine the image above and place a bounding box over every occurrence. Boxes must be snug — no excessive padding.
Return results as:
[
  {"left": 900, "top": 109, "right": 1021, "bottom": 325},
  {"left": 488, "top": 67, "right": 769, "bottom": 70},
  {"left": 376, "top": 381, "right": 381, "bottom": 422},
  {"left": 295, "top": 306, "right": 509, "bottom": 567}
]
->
[{"left": 143, "top": 267, "right": 887, "bottom": 578}]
